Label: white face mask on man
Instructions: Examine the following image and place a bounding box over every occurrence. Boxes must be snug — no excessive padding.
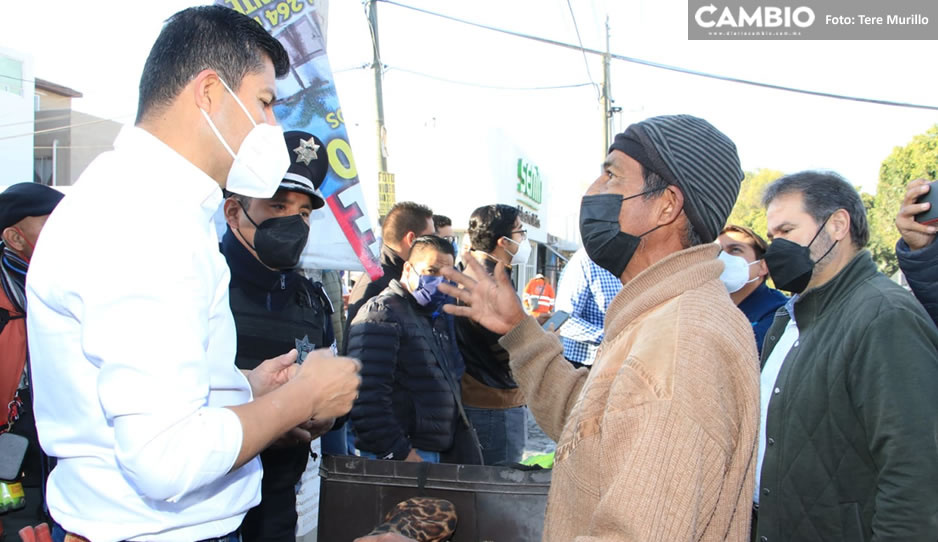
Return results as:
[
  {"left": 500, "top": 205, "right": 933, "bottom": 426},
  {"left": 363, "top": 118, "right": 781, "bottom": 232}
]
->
[
  {"left": 719, "top": 251, "right": 762, "bottom": 294},
  {"left": 503, "top": 236, "right": 532, "bottom": 266},
  {"left": 200, "top": 76, "right": 290, "bottom": 198}
]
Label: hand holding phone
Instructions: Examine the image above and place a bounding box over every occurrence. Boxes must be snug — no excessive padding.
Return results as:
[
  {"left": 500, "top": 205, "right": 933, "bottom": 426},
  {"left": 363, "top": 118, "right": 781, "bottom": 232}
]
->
[
  {"left": 913, "top": 180, "right": 938, "bottom": 225},
  {"left": 541, "top": 310, "right": 570, "bottom": 332}
]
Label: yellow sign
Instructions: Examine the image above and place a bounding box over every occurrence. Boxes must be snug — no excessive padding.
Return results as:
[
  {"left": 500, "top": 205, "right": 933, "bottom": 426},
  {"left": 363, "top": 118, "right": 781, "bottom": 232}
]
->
[{"left": 378, "top": 172, "right": 396, "bottom": 218}]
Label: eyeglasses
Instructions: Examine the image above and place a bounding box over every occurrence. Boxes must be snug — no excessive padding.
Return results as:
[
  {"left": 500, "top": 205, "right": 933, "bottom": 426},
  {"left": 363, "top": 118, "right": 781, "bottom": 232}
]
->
[
  {"left": 511, "top": 228, "right": 528, "bottom": 240},
  {"left": 442, "top": 235, "right": 457, "bottom": 244}
]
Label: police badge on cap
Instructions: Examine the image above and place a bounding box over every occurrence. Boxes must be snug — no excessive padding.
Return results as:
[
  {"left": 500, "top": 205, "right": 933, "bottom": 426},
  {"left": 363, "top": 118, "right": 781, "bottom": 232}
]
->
[{"left": 281, "top": 131, "right": 329, "bottom": 209}]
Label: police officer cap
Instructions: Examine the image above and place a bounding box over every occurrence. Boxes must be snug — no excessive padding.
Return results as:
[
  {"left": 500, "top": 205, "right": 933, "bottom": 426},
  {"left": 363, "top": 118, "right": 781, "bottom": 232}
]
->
[
  {"left": 0, "top": 183, "right": 64, "bottom": 231},
  {"left": 282, "top": 131, "right": 329, "bottom": 210}
]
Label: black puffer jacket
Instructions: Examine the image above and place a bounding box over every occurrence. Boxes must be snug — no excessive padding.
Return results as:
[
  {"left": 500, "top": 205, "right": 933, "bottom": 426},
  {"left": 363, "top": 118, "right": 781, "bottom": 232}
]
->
[
  {"left": 896, "top": 238, "right": 938, "bottom": 328},
  {"left": 348, "top": 279, "right": 461, "bottom": 459}
]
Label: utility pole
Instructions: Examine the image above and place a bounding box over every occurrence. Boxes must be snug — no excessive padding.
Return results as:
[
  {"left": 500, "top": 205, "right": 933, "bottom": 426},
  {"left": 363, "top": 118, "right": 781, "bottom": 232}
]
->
[
  {"left": 369, "top": 0, "right": 388, "bottom": 174},
  {"left": 369, "top": 0, "right": 396, "bottom": 219},
  {"left": 600, "top": 16, "right": 612, "bottom": 158}
]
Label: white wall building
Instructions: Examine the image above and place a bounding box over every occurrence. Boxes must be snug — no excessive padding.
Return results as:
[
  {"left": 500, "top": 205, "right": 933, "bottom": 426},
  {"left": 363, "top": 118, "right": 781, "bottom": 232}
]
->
[
  {"left": 375, "top": 113, "right": 580, "bottom": 289},
  {"left": 0, "top": 47, "right": 35, "bottom": 188}
]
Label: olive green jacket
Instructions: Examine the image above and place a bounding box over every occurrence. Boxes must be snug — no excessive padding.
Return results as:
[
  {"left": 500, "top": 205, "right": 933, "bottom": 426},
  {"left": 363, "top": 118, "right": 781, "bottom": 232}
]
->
[{"left": 757, "top": 251, "right": 938, "bottom": 542}]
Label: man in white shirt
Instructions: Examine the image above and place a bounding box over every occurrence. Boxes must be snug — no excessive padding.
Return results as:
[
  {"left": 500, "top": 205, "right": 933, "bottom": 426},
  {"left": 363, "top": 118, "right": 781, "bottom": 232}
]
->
[{"left": 25, "top": 7, "right": 360, "bottom": 542}]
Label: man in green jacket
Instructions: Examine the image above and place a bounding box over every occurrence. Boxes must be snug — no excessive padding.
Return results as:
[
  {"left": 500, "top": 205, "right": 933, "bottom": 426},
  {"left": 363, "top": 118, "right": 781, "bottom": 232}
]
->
[{"left": 755, "top": 171, "right": 938, "bottom": 541}]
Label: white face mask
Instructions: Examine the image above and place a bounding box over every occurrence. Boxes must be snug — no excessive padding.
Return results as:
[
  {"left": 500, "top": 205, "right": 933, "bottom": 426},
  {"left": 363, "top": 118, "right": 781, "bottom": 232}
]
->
[
  {"left": 719, "top": 251, "right": 761, "bottom": 294},
  {"left": 200, "top": 76, "right": 290, "bottom": 198},
  {"left": 503, "top": 236, "right": 532, "bottom": 266}
]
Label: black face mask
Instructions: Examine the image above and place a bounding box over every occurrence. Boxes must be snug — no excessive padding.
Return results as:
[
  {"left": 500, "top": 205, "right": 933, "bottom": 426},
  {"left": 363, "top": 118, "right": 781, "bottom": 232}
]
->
[
  {"left": 763, "top": 215, "right": 837, "bottom": 294},
  {"left": 237, "top": 201, "right": 310, "bottom": 270},
  {"left": 579, "top": 191, "right": 659, "bottom": 278}
]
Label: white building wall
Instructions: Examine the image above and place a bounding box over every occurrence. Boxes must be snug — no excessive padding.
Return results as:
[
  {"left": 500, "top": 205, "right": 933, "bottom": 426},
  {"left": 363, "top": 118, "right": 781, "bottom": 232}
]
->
[{"left": 0, "top": 47, "right": 35, "bottom": 188}]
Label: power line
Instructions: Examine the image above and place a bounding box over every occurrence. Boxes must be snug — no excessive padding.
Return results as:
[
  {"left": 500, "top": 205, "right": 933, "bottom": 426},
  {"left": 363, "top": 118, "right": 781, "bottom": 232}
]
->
[
  {"left": 0, "top": 114, "right": 133, "bottom": 142},
  {"left": 386, "top": 66, "right": 594, "bottom": 91},
  {"left": 0, "top": 112, "right": 74, "bottom": 129},
  {"left": 378, "top": 0, "right": 938, "bottom": 112},
  {"left": 565, "top": 0, "right": 600, "bottom": 100}
]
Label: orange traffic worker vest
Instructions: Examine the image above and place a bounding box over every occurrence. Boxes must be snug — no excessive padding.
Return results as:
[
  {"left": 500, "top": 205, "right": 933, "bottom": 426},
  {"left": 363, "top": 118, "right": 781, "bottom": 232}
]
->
[{"left": 523, "top": 276, "right": 555, "bottom": 315}]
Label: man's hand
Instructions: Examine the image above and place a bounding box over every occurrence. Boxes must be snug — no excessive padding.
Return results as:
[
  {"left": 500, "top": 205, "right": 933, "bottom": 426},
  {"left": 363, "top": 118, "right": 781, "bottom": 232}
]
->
[
  {"left": 896, "top": 178, "right": 938, "bottom": 251},
  {"left": 294, "top": 348, "right": 362, "bottom": 421},
  {"left": 245, "top": 349, "right": 299, "bottom": 397},
  {"left": 404, "top": 448, "right": 423, "bottom": 462},
  {"left": 439, "top": 257, "right": 526, "bottom": 335},
  {"left": 535, "top": 312, "right": 553, "bottom": 326},
  {"left": 270, "top": 417, "right": 336, "bottom": 448}
]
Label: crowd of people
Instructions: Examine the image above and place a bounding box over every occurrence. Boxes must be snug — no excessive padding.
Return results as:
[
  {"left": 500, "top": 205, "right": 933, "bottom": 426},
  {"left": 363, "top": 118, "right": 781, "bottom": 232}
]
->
[{"left": 2, "top": 4, "right": 938, "bottom": 542}]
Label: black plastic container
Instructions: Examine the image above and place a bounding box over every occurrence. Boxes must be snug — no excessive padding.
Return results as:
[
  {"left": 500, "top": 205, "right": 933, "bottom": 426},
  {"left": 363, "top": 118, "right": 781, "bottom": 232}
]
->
[{"left": 319, "top": 456, "right": 551, "bottom": 541}]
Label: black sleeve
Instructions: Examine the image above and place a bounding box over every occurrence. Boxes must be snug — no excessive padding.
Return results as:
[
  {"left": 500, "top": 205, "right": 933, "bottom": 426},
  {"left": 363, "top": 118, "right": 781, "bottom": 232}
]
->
[
  {"left": 896, "top": 238, "right": 938, "bottom": 329},
  {"left": 347, "top": 303, "right": 411, "bottom": 459}
]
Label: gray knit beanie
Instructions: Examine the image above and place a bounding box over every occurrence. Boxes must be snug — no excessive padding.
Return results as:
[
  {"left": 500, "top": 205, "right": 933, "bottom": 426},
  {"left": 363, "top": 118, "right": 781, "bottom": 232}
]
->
[{"left": 609, "top": 114, "right": 743, "bottom": 243}]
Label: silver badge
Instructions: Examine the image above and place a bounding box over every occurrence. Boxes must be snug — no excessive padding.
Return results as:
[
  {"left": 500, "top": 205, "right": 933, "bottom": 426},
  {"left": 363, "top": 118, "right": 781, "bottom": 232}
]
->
[
  {"left": 293, "top": 137, "right": 320, "bottom": 166},
  {"left": 295, "top": 335, "right": 315, "bottom": 363}
]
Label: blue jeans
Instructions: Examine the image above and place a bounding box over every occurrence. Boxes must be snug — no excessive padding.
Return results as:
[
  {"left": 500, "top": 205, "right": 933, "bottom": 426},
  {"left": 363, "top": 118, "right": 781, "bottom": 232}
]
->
[
  {"left": 321, "top": 424, "right": 349, "bottom": 455},
  {"left": 359, "top": 449, "right": 440, "bottom": 462},
  {"left": 465, "top": 405, "right": 526, "bottom": 465}
]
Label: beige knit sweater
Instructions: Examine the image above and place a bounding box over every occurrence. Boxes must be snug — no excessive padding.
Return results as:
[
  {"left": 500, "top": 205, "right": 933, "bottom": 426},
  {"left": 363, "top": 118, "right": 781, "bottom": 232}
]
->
[{"left": 500, "top": 244, "right": 759, "bottom": 541}]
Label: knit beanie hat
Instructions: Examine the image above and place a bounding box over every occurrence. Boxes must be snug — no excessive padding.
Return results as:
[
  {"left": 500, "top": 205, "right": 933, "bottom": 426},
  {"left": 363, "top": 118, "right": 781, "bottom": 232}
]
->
[{"left": 609, "top": 114, "right": 743, "bottom": 243}]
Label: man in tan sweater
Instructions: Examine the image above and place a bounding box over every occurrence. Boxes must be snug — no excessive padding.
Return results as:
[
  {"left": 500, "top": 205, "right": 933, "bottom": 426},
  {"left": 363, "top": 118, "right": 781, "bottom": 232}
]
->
[{"left": 442, "top": 115, "right": 759, "bottom": 541}]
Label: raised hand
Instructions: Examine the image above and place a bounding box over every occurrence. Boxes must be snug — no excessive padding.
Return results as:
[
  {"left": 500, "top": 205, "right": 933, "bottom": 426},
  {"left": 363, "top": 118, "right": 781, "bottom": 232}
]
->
[
  {"left": 896, "top": 178, "right": 938, "bottom": 251},
  {"left": 439, "top": 256, "right": 527, "bottom": 335}
]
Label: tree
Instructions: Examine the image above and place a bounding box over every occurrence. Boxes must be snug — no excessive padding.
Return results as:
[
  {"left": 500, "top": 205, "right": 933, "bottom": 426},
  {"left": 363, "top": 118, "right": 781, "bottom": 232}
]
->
[
  {"left": 726, "top": 169, "right": 785, "bottom": 238},
  {"left": 869, "top": 125, "right": 938, "bottom": 276}
]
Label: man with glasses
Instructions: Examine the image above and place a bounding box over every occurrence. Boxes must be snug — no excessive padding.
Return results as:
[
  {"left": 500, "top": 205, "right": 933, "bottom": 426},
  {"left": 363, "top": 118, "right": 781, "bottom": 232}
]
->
[{"left": 452, "top": 204, "right": 530, "bottom": 465}]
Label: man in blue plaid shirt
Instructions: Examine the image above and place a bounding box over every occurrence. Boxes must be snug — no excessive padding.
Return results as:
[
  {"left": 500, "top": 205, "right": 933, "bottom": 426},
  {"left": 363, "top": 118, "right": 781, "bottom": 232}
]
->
[{"left": 555, "top": 248, "right": 623, "bottom": 367}]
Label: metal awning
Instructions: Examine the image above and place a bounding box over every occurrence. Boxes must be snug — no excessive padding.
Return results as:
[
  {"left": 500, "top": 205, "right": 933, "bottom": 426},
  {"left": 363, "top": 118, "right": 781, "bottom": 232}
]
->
[{"left": 543, "top": 243, "right": 569, "bottom": 261}]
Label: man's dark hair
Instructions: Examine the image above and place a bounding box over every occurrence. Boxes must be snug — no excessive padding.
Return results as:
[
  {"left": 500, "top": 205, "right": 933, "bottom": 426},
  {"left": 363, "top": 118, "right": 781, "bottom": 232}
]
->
[
  {"left": 382, "top": 201, "right": 434, "bottom": 245},
  {"left": 136, "top": 6, "right": 290, "bottom": 123},
  {"left": 409, "top": 235, "right": 456, "bottom": 261},
  {"left": 468, "top": 204, "right": 520, "bottom": 252},
  {"left": 640, "top": 166, "right": 703, "bottom": 248},
  {"left": 722, "top": 224, "right": 769, "bottom": 259},
  {"left": 432, "top": 214, "right": 452, "bottom": 230},
  {"left": 761, "top": 170, "right": 869, "bottom": 248}
]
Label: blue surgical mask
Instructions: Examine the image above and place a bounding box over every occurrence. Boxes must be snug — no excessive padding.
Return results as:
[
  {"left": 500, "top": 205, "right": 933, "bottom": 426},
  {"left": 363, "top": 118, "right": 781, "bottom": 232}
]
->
[{"left": 410, "top": 274, "right": 448, "bottom": 309}]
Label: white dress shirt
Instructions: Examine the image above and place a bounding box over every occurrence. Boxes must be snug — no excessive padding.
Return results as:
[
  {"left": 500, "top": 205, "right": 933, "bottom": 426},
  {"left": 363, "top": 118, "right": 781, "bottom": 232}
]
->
[
  {"left": 754, "top": 297, "right": 799, "bottom": 504},
  {"left": 26, "top": 126, "right": 261, "bottom": 542}
]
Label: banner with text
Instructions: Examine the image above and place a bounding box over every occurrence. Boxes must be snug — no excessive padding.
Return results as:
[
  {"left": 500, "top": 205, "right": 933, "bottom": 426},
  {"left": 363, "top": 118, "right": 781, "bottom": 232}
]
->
[{"left": 215, "top": 0, "right": 382, "bottom": 278}]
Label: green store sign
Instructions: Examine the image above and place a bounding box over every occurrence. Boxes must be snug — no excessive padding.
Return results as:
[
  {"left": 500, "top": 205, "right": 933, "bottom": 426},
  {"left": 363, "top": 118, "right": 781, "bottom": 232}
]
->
[{"left": 516, "top": 158, "right": 542, "bottom": 205}]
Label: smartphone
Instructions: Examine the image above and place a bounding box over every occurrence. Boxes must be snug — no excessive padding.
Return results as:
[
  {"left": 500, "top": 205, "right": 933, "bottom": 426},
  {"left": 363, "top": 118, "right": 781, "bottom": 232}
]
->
[
  {"left": 541, "top": 310, "right": 570, "bottom": 331},
  {"left": 914, "top": 180, "right": 938, "bottom": 224},
  {"left": 0, "top": 432, "right": 28, "bottom": 480}
]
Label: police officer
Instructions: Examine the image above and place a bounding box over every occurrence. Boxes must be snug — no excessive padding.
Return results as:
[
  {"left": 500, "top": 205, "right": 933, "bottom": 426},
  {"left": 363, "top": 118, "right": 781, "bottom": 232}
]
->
[{"left": 220, "top": 131, "right": 336, "bottom": 542}]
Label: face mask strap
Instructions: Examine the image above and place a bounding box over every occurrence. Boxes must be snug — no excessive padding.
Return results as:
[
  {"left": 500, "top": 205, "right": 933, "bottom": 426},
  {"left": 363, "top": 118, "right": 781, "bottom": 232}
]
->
[
  {"left": 807, "top": 213, "right": 833, "bottom": 248},
  {"left": 501, "top": 235, "right": 521, "bottom": 252},
  {"left": 621, "top": 187, "right": 662, "bottom": 202},
  {"left": 807, "top": 213, "right": 838, "bottom": 265},
  {"left": 636, "top": 201, "right": 685, "bottom": 239},
  {"left": 216, "top": 76, "right": 258, "bottom": 128},
  {"left": 200, "top": 108, "right": 237, "bottom": 159},
  {"left": 234, "top": 199, "right": 262, "bottom": 252},
  {"left": 11, "top": 227, "right": 35, "bottom": 252}
]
